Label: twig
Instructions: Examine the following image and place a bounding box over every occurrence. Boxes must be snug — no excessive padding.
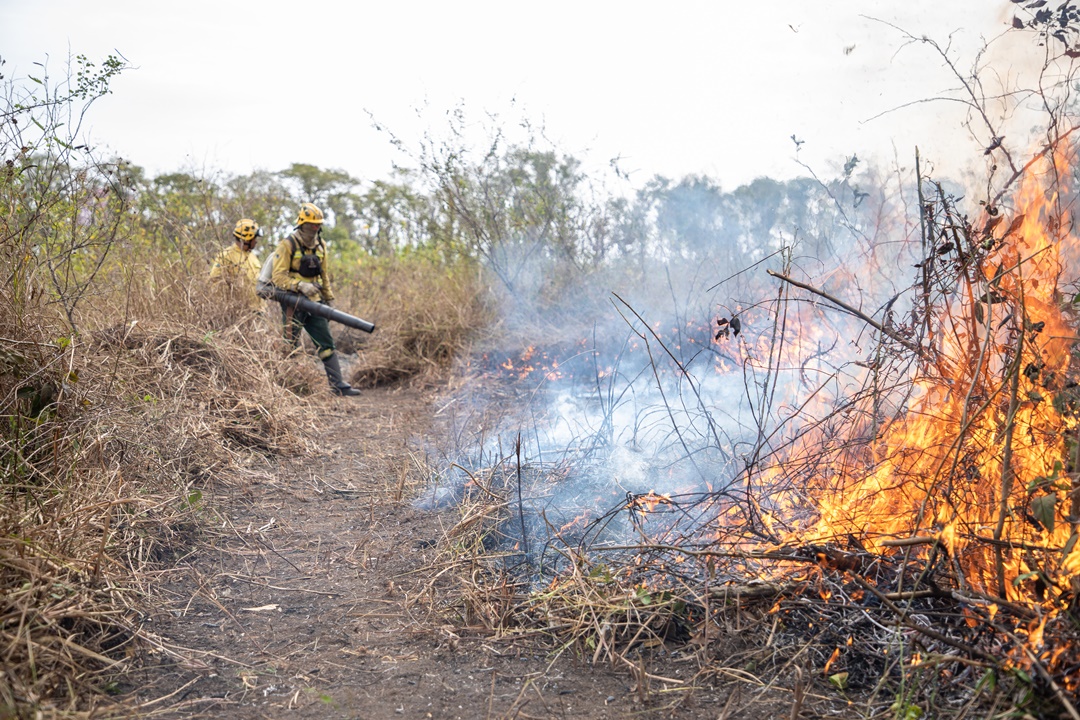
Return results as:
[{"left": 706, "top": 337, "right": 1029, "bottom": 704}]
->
[
  {"left": 993, "top": 277, "right": 1025, "bottom": 597},
  {"left": 707, "top": 249, "right": 782, "bottom": 292},
  {"left": 766, "top": 270, "right": 929, "bottom": 360},
  {"left": 222, "top": 573, "right": 340, "bottom": 596},
  {"left": 515, "top": 434, "right": 529, "bottom": 559}
]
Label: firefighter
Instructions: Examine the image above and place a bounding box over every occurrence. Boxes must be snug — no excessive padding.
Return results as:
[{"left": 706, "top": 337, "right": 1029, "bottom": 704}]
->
[
  {"left": 210, "top": 218, "right": 263, "bottom": 283},
  {"left": 270, "top": 202, "right": 360, "bottom": 397}
]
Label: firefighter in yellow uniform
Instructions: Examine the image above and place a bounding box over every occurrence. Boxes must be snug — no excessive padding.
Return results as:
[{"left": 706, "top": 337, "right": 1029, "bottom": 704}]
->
[
  {"left": 270, "top": 203, "right": 360, "bottom": 396},
  {"left": 210, "top": 219, "right": 263, "bottom": 283}
]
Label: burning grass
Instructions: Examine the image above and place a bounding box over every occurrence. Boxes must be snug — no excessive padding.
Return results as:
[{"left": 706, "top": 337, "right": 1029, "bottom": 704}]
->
[
  {"left": 430, "top": 458, "right": 1079, "bottom": 717},
  {"left": 422, "top": 153, "right": 1080, "bottom": 718}
]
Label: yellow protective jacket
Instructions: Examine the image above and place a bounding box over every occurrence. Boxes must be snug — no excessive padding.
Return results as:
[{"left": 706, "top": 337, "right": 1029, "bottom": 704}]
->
[
  {"left": 209, "top": 244, "right": 261, "bottom": 282},
  {"left": 270, "top": 231, "right": 335, "bottom": 302}
]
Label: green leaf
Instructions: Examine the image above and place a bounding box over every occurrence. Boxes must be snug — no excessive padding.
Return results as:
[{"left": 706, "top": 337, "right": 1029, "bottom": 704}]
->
[
  {"left": 187, "top": 490, "right": 203, "bottom": 507},
  {"left": 894, "top": 704, "right": 923, "bottom": 720},
  {"left": 1031, "top": 494, "right": 1056, "bottom": 533},
  {"left": 828, "top": 672, "right": 849, "bottom": 690},
  {"left": 1013, "top": 571, "right": 1040, "bottom": 585},
  {"left": 1063, "top": 533, "right": 1078, "bottom": 559},
  {"left": 974, "top": 668, "right": 997, "bottom": 693},
  {"left": 588, "top": 564, "right": 608, "bottom": 579}
]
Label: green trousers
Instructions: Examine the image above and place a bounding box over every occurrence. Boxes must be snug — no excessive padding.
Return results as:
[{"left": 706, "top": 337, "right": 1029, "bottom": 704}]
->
[{"left": 282, "top": 303, "right": 336, "bottom": 360}]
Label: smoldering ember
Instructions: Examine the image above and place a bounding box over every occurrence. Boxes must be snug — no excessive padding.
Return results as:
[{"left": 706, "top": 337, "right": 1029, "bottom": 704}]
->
[{"left": 4, "top": 9, "right": 1080, "bottom": 720}]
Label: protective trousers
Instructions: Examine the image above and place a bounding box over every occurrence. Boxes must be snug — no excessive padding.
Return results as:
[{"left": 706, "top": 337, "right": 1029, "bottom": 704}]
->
[
  {"left": 281, "top": 304, "right": 359, "bottom": 396},
  {"left": 282, "top": 304, "right": 335, "bottom": 359}
]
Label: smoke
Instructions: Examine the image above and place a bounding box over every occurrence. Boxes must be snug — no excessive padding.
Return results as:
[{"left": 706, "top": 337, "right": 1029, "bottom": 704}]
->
[
  {"left": 409, "top": 83, "right": 1080, "bottom": 579},
  {"left": 409, "top": 165, "right": 931, "bottom": 583}
]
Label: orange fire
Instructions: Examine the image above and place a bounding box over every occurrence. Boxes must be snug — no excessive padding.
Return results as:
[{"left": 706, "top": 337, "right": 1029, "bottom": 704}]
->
[
  {"left": 767, "top": 150, "right": 1080, "bottom": 612},
  {"left": 490, "top": 345, "right": 567, "bottom": 381},
  {"left": 628, "top": 491, "right": 674, "bottom": 519}
]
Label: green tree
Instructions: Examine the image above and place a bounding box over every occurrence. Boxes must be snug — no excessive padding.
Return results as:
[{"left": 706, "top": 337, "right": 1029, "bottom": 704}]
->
[
  {"left": 349, "top": 173, "right": 442, "bottom": 254},
  {"left": 1, "top": 52, "right": 131, "bottom": 332},
  {"left": 423, "top": 142, "right": 600, "bottom": 295},
  {"left": 278, "top": 163, "right": 359, "bottom": 243}
]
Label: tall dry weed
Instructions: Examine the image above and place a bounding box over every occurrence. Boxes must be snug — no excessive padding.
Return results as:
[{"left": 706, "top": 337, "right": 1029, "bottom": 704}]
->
[
  {"left": 0, "top": 245, "right": 326, "bottom": 717},
  {"left": 335, "top": 251, "right": 494, "bottom": 387}
]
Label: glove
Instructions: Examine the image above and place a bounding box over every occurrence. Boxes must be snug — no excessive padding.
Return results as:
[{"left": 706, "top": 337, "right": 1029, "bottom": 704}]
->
[
  {"left": 323, "top": 299, "right": 333, "bottom": 308},
  {"left": 297, "top": 281, "right": 320, "bottom": 298}
]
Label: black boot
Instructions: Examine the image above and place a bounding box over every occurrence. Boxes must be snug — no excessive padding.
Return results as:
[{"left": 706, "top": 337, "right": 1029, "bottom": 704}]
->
[{"left": 323, "top": 354, "right": 360, "bottom": 396}]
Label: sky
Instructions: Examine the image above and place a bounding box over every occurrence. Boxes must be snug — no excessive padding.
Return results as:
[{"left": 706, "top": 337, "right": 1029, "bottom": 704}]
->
[{"left": 0, "top": 1, "right": 1045, "bottom": 192}]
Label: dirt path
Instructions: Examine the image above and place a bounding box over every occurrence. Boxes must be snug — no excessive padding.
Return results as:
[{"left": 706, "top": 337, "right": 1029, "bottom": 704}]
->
[{"left": 127, "top": 386, "right": 738, "bottom": 719}]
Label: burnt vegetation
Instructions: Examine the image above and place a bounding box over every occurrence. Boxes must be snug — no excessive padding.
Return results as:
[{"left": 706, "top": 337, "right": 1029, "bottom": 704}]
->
[
  {"left": 4, "top": 14, "right": 1080, "bottom": 720},
  {"left": 418, "top": 25, "right": 1080, "bottom": 720}
]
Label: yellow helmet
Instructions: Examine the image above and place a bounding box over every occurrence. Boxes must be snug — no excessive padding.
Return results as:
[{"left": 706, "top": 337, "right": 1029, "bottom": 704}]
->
[
  {"left": 296, "top": 202, "right": 324, "bottom": 226},
  {"left": 233, "top": 218, "right": 262, "bottom": 242}
]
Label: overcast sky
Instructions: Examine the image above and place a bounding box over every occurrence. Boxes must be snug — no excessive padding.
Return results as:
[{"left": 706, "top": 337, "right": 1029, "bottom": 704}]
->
[{"left": 1, "top": 1, "right": 1042, "bottom": 191}]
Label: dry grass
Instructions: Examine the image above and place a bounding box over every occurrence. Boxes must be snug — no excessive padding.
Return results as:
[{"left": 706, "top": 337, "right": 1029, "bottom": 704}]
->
[
  {"left": 335, "top": 253, "right": 494, "bottom": 387},
  {"left": 0, "top": 236, "right": 498, "bottom": 716},
  {"left": 419, "top": 448, "right": 1077, "bottom": 720},
  {"left": 0, "top": 263, "right": 326, "bottom": 718}
]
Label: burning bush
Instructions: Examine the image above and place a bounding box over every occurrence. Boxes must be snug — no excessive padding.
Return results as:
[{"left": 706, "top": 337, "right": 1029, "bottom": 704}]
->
[{"left": 425, "top": 147, "right": 1080, "bottom": 718}]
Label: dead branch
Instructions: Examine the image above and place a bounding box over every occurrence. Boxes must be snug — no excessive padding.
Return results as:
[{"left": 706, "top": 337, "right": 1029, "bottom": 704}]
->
[{"left": 766, "top": 270, "right": 929, "bottom": 361}]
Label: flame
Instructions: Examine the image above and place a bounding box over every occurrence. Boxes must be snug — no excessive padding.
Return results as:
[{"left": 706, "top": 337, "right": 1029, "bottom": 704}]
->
[
  {"left": 558, "top": 511, "right": 591, "bottom": 534},
  {"left": 628, "top": 491, "right": 674, "bottom": 519},
  {"left": 773, "top": 149, "right": 1080, "bottom": 610},
  {"left": 823, "top": 646, "right": 841, "bottom": 675},
  {"left": 482, "top": 318, "right": 731, "bottom": 383}
]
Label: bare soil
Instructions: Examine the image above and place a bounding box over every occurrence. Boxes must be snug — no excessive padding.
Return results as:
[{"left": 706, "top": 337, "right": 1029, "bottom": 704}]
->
[{"left": 122, "top": 385, "right": 779, "bottom": 720}]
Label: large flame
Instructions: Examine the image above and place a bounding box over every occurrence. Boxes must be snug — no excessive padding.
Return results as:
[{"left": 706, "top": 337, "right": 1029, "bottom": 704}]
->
[{"left": 771, "top": 151, "right": 1080, "bottom": 608}]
